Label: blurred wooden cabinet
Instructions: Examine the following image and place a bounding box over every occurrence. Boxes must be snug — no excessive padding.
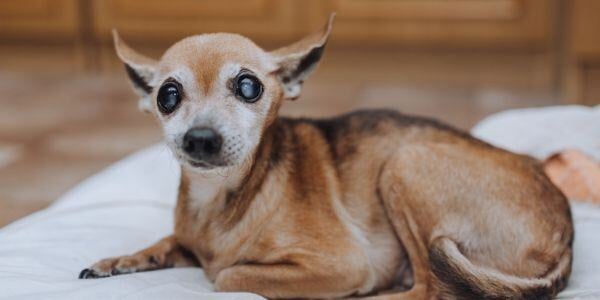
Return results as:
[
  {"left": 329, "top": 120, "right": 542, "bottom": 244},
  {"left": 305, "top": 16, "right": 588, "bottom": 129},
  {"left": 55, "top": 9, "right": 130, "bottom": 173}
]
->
[
  {"left": 0, "top": 0, "right": 599, "bottom": 103},
  {"left": 91, "top": 0, "right": 300, "bottom": 45},
  {"left": 0, "top": 0, "right": 80, "bottom": 41},
  {"left": 563, "top": 0, "right": 600, "bottom": 104},
  {"left": 89, "top": 0, "right": 553, "bottom": 50},
  {"left": 0, "top": 0, "right": 555, "bottom": 49},
  {"left": 0, "top": 0, "right": 85, "bottom": 72},
  {"left": 85, "top": 0, "right": 552, "bottom": 75},
  {"left": 307, "top": 0, "right": 553, "bottom": 49}
]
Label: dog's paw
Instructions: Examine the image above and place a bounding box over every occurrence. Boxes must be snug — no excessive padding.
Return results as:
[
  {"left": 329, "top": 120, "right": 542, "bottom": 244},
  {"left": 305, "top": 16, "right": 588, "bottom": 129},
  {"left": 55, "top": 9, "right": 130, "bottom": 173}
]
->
[
  {"left": 79, "top": 254, "right": 159, "bottom": 279},
  {"left": 78, "top": 267, "right": 108, "bottom": 279}
]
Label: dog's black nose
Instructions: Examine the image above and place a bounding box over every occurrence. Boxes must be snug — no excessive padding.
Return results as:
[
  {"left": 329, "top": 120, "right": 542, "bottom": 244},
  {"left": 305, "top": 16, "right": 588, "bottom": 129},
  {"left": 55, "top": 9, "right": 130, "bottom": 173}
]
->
[{"left": 183, "top": 127, "right": 223, "bottom": 159}]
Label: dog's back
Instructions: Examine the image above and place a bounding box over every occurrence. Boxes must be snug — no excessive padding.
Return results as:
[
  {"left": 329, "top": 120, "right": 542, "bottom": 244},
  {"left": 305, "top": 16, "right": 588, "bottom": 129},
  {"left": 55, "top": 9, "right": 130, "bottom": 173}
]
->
[{"left": 274, "top": 109, "right": 573, "bottom": 299}]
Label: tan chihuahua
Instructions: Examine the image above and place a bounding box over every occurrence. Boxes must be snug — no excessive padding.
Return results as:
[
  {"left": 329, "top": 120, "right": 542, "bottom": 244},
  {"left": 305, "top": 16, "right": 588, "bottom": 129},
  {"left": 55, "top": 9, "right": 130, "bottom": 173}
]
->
[{"left": 80, "top": 15, "right": 574, "bottom": 300}]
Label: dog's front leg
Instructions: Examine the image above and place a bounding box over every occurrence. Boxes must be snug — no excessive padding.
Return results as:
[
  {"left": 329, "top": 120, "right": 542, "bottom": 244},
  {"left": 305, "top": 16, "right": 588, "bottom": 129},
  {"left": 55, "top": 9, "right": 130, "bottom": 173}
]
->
[
  {"left": 79, "top": 235, "right": 198, "bottom": 279},
  {"left": 215, "top": 262, "right": 360, "bottom": 299}
]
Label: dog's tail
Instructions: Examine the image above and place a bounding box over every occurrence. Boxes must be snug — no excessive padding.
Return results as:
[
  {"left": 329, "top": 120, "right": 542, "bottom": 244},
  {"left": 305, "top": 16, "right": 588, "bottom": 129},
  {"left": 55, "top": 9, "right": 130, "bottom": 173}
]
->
[{"left": 429, "top": 236, "right": 572, "bottom": 300}]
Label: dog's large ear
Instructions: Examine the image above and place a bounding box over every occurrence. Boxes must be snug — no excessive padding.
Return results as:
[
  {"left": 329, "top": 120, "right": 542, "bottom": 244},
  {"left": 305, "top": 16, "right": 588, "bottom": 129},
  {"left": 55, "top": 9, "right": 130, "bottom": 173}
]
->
[
  {"left": 271, "top": 13, "right": 335, "bottom": 100},
  {"left": 113, "top": 30, "right": 158, "bottom": 112}
]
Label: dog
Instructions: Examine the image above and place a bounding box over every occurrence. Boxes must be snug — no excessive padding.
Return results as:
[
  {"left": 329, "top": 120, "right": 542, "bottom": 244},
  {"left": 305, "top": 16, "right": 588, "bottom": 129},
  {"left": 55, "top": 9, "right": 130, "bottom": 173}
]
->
[{"left": 79, "top": 14, "right": 574, "bottom": 299}]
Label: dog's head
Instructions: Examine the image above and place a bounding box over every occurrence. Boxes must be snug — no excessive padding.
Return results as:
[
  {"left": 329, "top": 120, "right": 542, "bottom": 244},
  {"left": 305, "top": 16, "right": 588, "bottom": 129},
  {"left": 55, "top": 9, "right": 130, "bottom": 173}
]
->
[{"left": 114, "top": 15, "right": 334, "bottom": 172}]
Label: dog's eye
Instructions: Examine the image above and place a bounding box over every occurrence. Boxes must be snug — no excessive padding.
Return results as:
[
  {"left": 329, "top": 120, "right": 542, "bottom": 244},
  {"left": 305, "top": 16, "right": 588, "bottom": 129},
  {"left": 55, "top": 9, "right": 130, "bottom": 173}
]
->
[
  {"left": 235, "top": 74, "right": 263, "bottom": 103},
  {"left": 157, "top": 82, "right": 181, "bottom": 114}
]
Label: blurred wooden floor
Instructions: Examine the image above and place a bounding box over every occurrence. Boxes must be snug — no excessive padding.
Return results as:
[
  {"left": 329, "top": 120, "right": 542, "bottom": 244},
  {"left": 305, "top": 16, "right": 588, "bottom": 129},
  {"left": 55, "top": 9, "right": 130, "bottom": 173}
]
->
[{"left": 0, "top": 49, "right": 559, "bottom": 226}]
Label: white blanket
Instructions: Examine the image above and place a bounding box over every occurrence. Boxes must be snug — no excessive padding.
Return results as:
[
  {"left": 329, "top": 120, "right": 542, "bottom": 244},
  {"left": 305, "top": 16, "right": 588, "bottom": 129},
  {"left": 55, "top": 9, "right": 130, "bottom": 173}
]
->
[{"left": 1, "top": 106, "right": 599, "bottom": 299}]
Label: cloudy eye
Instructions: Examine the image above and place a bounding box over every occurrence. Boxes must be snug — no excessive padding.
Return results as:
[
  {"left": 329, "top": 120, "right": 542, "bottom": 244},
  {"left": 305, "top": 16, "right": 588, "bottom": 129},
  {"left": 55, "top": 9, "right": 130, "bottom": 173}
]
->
[
  {"left": 235, "top": 74, "right": 263, "bottom": 103},
  {"left": 157, "top": 81, "right": 182, "bottom": 114}
]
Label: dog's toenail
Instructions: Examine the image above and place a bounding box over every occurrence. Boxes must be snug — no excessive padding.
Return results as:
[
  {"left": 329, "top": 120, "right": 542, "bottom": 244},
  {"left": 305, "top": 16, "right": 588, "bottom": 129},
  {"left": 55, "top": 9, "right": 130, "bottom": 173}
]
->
[{"left": 79, "top": 268, "right": 91, "bottom": 279}]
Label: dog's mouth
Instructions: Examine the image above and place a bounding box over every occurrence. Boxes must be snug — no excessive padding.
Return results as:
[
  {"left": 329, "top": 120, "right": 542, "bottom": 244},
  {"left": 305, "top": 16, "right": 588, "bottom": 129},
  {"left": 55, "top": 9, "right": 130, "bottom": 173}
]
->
[
  {"left": 187, "top": 159, "right": 215, "bottom": 169},
  {"left": 168, "top": 144, "right": 229, "bottom": 170},
  {"left": 184, "top": 156, "right": 229, "bottom": 170}
]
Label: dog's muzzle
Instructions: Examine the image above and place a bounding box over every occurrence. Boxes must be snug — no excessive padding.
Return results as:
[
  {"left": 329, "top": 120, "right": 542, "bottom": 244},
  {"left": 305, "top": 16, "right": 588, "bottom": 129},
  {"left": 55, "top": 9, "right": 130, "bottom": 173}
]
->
[{"left": 182, "top": 127, "right": 223, "bottom": 165}]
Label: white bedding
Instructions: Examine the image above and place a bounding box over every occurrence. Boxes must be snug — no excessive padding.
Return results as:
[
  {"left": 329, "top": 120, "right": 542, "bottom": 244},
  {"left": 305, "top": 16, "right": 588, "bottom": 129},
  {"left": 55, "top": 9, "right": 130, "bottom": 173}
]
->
[{"left": 1, "top": 105, "right": 599, "bottom": 299}]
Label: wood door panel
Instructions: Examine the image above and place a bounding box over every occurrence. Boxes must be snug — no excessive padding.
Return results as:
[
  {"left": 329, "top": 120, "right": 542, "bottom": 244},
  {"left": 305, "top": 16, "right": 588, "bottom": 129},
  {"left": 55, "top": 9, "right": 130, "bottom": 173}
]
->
[
  {"left": 328, "top": 0, "right": 521, "bottom": 21},
  {"left": 92, "top": 0, "right": 299, "bottom": 44},
  {"left": 562, "top": 0, "right": 600, "bottom": 104},
  {"left": 308, "top": 0, "right": 553, "bottom": 49},
  {"left": 570, "top": 0, "right": 600, "bottom": 61},
  {"left": 0, "top": 0, "right": 80, "bottom": 41},
  {"left": 109, "top": 0, "right": 267, "bottom": 18}
]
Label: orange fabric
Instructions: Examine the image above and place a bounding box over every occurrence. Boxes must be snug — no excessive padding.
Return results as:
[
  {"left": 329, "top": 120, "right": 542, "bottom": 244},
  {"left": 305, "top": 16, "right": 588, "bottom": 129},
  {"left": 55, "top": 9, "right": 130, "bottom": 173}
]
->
[{"left": 544, "top": 149, "right": 600, "bottom": 203}]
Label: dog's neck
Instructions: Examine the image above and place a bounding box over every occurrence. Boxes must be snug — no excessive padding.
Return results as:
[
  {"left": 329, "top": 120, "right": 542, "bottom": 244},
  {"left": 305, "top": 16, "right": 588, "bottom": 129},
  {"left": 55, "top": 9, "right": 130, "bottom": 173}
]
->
[{"left": 179, "top": 120, "right": 281, "bottom": 225}]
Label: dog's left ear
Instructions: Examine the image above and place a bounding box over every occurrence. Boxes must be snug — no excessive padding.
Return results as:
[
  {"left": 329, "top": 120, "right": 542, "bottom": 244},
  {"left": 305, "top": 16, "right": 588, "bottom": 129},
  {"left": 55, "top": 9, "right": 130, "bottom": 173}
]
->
[
  {"left": 113, "top": 29, "right": 158, "bottom": 112},
  {"left": 271, "top": 13, "right": 335, "bottom": 100}
]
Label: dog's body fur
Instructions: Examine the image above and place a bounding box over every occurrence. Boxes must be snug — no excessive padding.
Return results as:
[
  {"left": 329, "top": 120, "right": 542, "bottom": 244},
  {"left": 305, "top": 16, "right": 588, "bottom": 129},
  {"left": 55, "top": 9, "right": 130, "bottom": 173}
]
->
[{"left": 80, "top": 15, "right": 574, "bottom": 299}]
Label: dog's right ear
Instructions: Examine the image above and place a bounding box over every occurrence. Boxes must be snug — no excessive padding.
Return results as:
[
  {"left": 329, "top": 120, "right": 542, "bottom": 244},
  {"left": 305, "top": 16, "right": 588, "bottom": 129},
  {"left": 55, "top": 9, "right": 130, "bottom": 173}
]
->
[
  {"left": 270, "top": 13, "right": 335, "bottom": 100},
  {"left": 113, "top": 30, "right": 157, "bottom": 112}
]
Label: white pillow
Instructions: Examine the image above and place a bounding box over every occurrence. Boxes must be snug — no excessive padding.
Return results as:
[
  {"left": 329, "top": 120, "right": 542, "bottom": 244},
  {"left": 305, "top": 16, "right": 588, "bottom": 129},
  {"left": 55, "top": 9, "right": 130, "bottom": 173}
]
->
[{"left": 472, "top": 105, "right": 600, "bottom": 161}]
